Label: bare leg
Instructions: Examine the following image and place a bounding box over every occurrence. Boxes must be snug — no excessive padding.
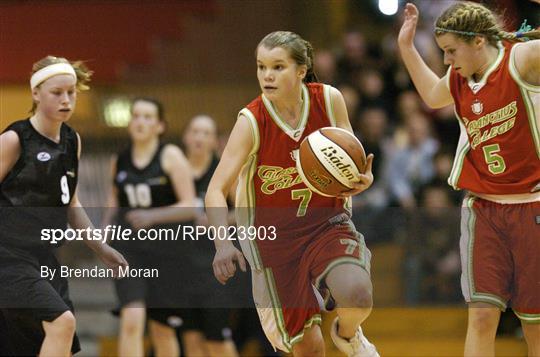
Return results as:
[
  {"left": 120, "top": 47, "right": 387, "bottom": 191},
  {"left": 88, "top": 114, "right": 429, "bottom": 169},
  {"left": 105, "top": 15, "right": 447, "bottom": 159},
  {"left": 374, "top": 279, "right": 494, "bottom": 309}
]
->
[
  {"left": 522, "top": 322, "right": 540, "bottom": 357},
  {"left": 40, "top": 311, "right": 76, "bottom": 357},
  {"left": 118, "top": 302, "right": 146, "bottom": 357},
  {"left": 182, "top": 330, "right": 210, "bottom": 357},
  {"left": 206, "top": 339, "right": 238, "bottom": 357},
  {"left": 464, "top": 303, "right": 500, "bottom": 357},
  {"left": 291, "top": 324, "right": 325, "bottom": 357},
  {"left": 326, "top": 264, "right": 373, "bottom": 338},
  {"left": 148, "top": 319, "right": 179, "bottom": 357}
]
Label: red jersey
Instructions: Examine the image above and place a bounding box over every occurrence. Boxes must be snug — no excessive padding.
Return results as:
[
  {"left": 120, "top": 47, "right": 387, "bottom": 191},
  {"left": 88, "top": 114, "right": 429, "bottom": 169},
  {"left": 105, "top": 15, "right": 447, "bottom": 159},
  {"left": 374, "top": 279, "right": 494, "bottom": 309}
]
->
[
  {"left": 235, "top": 83, "right": 349, "bottom": 268},
  {"left": 447, "top": 41, "right": 540, "bottom": 195}
]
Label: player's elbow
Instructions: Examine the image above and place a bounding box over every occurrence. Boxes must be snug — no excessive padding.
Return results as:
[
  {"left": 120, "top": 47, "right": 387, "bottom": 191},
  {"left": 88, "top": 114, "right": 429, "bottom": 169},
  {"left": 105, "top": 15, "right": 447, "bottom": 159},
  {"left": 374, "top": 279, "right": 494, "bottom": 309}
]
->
[{"left": 204, "top": 186, "right": 227, "bottom": 208}]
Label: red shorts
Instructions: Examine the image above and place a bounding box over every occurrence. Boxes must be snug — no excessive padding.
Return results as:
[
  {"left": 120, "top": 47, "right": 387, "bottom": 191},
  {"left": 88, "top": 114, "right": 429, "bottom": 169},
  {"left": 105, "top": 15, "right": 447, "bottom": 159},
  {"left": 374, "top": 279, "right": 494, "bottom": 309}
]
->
[
  {"left": 241, "top": 217, "right": 371, "bottom": 352},
  {"left": 460, "top": 196, "right": 540, "bottom": 322}
]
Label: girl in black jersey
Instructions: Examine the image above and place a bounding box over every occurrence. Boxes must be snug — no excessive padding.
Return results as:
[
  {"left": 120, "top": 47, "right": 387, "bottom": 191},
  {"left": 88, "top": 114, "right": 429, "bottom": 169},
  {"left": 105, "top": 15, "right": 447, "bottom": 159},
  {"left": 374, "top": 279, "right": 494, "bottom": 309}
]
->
[
  {"left": 104, "top": 97, "right": 196, "bottom": 357},
  {"left": 0, "top": 56, "right": 128, "bottom": 356},
  {"left": 180, "top": 115, "right": 240, "bottom": 357}
]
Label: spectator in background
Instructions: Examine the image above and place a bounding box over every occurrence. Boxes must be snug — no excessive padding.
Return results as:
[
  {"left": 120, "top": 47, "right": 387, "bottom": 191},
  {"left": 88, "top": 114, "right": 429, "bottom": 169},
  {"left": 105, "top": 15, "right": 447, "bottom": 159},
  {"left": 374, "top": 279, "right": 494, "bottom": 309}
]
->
[
  {"left": 352, "top": 107, "right": 393, "bottom": 244},
  {"left": 385, "top": 112, "right": 438, "bottom": 209},
  {"left": 356, "top": 68, "right": 391, "bottom": 112},
  {"left": 336, "top": 29, "right": 372, "bottom": 84},
  {"left": 314, "top": 49, "right": 337, "bottom": 85},
  {"left": 396, "top": 90, "right": 424, "bottom": 123},
  {"left": 337, "top": 84, "right": 361, "bottom": 122},
  {"left": 405, "top": 182, "right": 461, "bottom": 304},
  {"left": 430, "top": 148, "right": 464, "bottom": 206}
]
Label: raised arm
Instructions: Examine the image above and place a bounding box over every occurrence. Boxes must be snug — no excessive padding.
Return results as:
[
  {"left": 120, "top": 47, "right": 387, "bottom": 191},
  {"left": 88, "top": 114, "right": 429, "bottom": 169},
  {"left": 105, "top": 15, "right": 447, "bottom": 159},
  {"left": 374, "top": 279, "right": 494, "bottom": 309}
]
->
[
  {"left": 398, "top": 3, "right": 453, "bottom": 109},
  {"left": 205, "top": 113, "right": 254, "bottom": 284}
]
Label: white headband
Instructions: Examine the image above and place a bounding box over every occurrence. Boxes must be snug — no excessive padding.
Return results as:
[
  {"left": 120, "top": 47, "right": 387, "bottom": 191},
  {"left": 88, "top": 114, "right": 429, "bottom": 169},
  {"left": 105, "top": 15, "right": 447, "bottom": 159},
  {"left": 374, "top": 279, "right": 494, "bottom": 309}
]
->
[{"left": 30, "top": 63, "right": 77, "bottom": 89}]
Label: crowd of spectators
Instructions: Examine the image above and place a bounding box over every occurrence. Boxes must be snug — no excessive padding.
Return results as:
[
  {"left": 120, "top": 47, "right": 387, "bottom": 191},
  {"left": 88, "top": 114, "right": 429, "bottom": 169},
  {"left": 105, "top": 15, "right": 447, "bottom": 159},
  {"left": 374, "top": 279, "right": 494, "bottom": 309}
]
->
[{"left": 315, "top": 4, "right": 464, "bottom": 304}]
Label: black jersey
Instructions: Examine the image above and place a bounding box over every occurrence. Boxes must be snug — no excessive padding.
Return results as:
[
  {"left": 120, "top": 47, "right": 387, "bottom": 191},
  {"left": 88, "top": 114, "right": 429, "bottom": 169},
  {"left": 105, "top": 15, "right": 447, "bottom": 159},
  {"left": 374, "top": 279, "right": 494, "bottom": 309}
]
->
[
  {"left": 194, "top": 155, "right": 219, "bottom": 199},
  {"left": 114, "top": 143, "right": 177, "bottom": 210},
  {"left": 0, "top": 119, "right": 78, "bottom": 249}
]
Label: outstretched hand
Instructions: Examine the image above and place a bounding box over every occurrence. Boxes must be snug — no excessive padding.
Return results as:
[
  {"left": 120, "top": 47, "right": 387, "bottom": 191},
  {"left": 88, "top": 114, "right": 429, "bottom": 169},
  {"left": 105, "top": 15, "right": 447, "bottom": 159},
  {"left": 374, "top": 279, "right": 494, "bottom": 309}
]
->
[{"left": 398, "top": 3, "right": 420, "bottom": 48}]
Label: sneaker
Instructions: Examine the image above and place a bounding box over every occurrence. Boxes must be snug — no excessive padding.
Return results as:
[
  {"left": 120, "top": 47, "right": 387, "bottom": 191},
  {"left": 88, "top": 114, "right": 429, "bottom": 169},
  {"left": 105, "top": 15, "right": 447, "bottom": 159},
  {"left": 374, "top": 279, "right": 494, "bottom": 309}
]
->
[{"left": 330, "top": 317, "right": 379, "bottom": 357}]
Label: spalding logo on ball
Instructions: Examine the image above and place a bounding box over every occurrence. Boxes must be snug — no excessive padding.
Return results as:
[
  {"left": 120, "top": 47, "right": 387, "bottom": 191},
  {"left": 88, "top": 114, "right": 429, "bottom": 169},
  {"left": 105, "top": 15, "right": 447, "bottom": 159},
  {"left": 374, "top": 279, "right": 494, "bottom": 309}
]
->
[{"left": 296, "top": 127, "right": 367, "bottom": 197}]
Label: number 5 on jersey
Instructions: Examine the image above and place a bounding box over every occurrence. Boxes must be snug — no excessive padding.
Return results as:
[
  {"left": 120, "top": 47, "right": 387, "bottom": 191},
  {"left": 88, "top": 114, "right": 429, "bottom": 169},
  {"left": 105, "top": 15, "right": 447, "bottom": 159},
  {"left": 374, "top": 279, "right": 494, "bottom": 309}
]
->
[{"left": 483, "top": 144, "right": 506, "bottom": 175}]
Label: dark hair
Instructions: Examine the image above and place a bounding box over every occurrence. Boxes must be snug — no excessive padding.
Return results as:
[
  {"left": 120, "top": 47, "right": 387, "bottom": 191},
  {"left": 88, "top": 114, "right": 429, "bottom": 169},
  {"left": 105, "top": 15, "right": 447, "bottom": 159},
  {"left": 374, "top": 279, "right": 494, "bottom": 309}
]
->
[
  {"left": 132, "top": 97, "right": 165, "bottom": 122},
  {"left": 257, "top": 31, "right": 318, "bottom": 83}
]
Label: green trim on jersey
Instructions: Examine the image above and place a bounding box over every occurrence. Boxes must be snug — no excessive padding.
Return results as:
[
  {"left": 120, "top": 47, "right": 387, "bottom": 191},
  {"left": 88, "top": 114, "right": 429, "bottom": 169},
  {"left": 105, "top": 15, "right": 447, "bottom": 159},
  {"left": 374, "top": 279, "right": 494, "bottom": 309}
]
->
[
  {"left": 261, "top": 84, "right": 310, "bottom": 141},
  {"left": 237, "top": 108, "right": 263, "bottom": 270},
  {"left": 263, "top": 268, "right": 292, "bottom": 351},
  {"left": 323, "top": 84, "right": 337, "bottom": 126},
  {"left": 466, "top": 42, "right": 505, "bottom": 89},
  {"left": 289, "top": 314, "right": 323, "bottom": 347},
  {"left": 514, "top": 311, "right": 540, "bottom": 324},
  {"left": 508, "top": 44, "right": 540, "bottom": 159},
  {"left": 509, "top": 43, "right": 540, "bottom": 93},
  {"left": 519, "top": 88, "right": 540, "bottom": 159},
  {"left": 314, "top": 256, "right": 367, "bottom": 289},
  {"left": 465, "top": 196, "right": 507, "bottom": 311},
  {"left": 448, "top": 109, "right": 470, "bottom": 189}
]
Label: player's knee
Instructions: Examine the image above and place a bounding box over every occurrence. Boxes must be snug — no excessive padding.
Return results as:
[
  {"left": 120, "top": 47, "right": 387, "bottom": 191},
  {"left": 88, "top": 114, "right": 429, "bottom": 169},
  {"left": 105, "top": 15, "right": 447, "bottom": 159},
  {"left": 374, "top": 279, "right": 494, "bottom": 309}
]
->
[
  {"left": 342, "top": 283, "right": 373, "bottom": 308},
  {"left": 121, "top": 309, "right": 145, "bottom": 336},
  {"left": 47, "top": 311, "right": 76, "bottom": 337},
  {"left": 468, "top": 309, "right": 499, "bottom": 332}
]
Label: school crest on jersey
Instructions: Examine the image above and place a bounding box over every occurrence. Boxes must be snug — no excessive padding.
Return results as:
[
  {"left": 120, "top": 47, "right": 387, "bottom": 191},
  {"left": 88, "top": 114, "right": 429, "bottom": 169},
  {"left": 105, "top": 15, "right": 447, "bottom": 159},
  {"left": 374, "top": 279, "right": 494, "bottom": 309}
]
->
[{"left": 471, "top": 99, "right": 483, "bottom": 115}]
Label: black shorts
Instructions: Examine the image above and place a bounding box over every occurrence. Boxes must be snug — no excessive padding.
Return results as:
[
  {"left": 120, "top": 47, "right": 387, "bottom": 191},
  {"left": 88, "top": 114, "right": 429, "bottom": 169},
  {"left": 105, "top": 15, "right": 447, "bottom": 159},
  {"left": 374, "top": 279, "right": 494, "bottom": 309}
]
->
[
  {"left": 178, "top": 308, "right": 234, "bottom": 341},
  {"left": 0, "top": 244, "right": 80, "bottom": 355}
]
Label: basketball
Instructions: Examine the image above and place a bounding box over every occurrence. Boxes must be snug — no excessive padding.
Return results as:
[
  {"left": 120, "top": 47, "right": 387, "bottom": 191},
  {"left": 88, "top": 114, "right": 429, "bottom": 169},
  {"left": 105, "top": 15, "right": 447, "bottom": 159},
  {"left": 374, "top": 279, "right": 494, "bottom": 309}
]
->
[{"left": 296, "top": 127, "right": 367, "bottom": 197}]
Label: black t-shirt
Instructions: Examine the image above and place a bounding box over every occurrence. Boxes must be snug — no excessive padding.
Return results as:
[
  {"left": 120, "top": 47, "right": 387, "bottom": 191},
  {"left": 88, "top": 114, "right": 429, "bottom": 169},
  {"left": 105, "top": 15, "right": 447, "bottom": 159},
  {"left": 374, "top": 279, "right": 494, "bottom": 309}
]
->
[{"left": 0, "top": 119, "right": 78, "bottom": 249}]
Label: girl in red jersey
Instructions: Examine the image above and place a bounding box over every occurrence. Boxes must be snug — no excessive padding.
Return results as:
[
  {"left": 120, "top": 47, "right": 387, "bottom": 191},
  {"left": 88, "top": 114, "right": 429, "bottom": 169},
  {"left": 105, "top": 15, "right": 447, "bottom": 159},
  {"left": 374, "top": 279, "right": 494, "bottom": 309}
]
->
[
  {"left": 206, "top": 31, "right": 377, "bottom": 357},
  {"left": 398, "top": 2, "right": 540, "bottom": 356}
]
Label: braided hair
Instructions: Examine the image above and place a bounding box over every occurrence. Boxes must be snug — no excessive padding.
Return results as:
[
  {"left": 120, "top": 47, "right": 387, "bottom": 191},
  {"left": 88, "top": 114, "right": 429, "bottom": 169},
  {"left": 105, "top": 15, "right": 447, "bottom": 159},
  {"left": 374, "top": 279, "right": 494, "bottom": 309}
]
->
[{"left": 435, "top": 1, "right": 540, "bottom": 45}]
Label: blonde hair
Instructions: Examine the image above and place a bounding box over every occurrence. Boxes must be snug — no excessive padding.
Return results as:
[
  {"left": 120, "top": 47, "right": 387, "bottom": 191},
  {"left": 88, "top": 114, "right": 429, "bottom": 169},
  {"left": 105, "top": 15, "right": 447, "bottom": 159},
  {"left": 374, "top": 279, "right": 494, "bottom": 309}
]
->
[
  {"left": 30, "top": 55, "right": 93, "bottom": 114},
  {"left": 435, "top": 1, "right": 540, "bottom": 46},
  {"left": 257, "top": 31, "right": 318, "bottom": 83}
]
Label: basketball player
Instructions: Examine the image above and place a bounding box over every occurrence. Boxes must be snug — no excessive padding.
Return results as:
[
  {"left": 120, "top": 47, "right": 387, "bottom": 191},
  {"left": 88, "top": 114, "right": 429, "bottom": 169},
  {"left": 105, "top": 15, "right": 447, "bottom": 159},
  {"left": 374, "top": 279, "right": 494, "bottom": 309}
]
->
[
  {"left": 105, "top": 97, "right": 196, "bottom": 357},
  {"left": 0, "top": 56, "right": 128, "bottom": 356},
  {"left": 180, "top": 114, "right": 240, "bottom": 357},
  {"left": 398, "top": 3, "right": 540, "bottom": 356},
  {"left": 206, "top": 31, "right": 378, "bottom": 357}
]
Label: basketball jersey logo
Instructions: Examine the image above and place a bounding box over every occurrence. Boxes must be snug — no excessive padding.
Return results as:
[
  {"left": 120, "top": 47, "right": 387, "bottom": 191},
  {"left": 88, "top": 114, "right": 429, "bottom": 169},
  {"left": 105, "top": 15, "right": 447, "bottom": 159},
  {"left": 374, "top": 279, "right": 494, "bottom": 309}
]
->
[
  {"left": 471, "top": 99, "right": 483, "bottom": 115},
  {"left": 257, "top": 165, "right": 303, "bottom": 194},
  {"left": 37, "top": 152, "right": 51, "bottom": 162}
]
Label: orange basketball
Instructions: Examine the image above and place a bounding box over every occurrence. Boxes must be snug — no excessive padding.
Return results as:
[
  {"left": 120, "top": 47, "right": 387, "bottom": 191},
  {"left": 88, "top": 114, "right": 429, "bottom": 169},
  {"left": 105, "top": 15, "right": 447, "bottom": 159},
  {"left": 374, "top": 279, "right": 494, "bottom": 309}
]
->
[{"left": 296, "top": 127, "right": 367, "bottom": 197}]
